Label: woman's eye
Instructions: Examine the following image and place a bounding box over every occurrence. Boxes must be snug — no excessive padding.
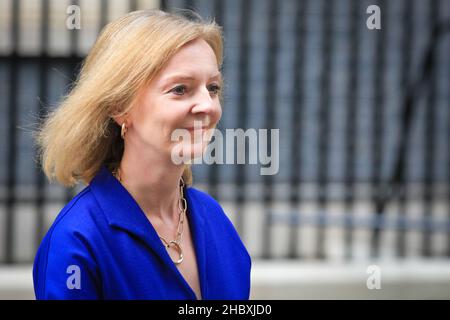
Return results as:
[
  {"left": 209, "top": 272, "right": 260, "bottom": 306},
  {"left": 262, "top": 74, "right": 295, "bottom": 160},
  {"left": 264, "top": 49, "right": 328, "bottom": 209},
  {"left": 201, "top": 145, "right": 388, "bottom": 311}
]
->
[
  {"left": 169, "top": 85, "right": 187, "bottom": 96},
  {"left": 208, "top": 84, "right": 221, "bottom": 95}
]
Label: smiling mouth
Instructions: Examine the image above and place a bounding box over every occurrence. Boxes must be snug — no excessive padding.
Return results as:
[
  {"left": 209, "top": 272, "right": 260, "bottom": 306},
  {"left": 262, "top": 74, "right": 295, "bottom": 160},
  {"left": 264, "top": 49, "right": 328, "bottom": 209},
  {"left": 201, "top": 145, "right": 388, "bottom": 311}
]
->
[{"left": 185, "top": 126, "right": 209, "bottom": 131}]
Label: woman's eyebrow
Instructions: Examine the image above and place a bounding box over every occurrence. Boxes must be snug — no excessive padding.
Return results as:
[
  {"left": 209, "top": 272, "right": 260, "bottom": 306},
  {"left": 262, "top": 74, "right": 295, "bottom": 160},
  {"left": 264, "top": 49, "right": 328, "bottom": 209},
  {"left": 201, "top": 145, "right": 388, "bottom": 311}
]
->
[
  {"left": 161, "top": 72, "right": 222, "bottom": 85},
  {"left": 210, "top": 72, "right": 222, "bottom": 82},
  {"left": 164, "top": 75, "right": 195, "bottom": 82}
]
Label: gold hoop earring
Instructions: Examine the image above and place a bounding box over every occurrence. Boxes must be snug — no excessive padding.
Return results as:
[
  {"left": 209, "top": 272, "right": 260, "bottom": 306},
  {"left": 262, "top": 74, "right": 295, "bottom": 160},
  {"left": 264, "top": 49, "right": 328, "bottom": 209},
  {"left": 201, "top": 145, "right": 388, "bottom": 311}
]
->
[{"left": 121, "top": 123, "right": 128, "bottom": 139}]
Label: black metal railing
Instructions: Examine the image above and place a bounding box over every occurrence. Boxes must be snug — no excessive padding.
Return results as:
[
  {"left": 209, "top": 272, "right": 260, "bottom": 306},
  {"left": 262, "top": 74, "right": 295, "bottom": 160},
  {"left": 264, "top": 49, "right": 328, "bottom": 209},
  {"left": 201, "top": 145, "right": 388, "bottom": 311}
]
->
[{"left": 0, "top": 0, "right": 449, "bottom": 264}]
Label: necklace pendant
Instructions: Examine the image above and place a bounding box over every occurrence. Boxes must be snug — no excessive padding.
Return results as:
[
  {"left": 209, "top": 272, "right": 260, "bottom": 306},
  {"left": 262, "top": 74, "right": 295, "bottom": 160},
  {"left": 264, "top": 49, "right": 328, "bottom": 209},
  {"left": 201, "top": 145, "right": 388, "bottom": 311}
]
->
[{"left": 166, "top": 240, "right": 184, "bottom": 265}]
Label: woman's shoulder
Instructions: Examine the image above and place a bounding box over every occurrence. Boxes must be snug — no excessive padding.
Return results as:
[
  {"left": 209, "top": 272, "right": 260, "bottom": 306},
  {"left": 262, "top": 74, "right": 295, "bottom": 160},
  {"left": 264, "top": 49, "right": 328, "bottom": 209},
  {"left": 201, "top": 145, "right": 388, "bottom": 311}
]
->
[
  {"left": 44, "top": 186, "right": 104, "bottom": 242},
  {"left": 33, "top": 186, "right": 103, "bottom": 299},
  {"left": 34, "top": 186, "right": 104, "bottom": 275}
]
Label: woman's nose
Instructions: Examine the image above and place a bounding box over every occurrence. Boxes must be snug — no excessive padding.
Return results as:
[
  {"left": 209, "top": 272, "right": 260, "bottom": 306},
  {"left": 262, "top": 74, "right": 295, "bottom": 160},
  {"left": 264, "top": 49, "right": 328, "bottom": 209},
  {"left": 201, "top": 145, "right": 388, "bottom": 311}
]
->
[{"left": 191, "top": 88, "right": 216, "bottom": 114}]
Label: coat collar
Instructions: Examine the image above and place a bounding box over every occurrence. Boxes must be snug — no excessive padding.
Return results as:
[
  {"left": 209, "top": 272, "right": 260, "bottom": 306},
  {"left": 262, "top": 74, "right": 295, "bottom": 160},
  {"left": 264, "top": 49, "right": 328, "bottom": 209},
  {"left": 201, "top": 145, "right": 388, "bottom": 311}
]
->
[{"left": 89, "top": 165, "right": 207, "bottom": 299}]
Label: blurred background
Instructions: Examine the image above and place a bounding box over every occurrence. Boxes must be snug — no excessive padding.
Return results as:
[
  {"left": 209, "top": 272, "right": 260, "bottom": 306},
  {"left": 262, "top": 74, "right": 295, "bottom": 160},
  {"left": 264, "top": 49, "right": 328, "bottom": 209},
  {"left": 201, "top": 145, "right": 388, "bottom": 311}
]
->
[{"left": 0, "top": 0, "right": 449, "bottom": 299}]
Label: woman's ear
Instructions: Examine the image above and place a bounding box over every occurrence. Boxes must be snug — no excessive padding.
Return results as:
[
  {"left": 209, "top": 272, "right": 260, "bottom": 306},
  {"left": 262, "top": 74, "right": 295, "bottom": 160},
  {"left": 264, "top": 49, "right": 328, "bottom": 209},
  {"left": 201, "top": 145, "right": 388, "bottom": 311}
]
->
[
  {"left": 112, "top": 116, "right": 123, "bottom": 126},
  {"left": 112, "top": 112, "right": 128, "bottom": 127}
]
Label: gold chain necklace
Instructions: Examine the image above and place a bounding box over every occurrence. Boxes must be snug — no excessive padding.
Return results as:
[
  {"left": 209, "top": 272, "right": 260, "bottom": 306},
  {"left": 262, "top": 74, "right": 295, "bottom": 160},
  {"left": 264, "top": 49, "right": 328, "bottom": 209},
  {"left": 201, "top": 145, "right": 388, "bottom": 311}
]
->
[{"left": 114, "top": 168, "right": 187, "bottom": 265}]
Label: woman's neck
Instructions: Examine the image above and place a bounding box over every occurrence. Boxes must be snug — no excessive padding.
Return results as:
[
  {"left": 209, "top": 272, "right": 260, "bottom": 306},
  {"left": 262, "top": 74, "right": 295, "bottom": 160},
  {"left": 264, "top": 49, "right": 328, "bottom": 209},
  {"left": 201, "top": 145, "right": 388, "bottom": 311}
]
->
[{"left": 117, "top": 145, "right": 185, "bottom": 224}]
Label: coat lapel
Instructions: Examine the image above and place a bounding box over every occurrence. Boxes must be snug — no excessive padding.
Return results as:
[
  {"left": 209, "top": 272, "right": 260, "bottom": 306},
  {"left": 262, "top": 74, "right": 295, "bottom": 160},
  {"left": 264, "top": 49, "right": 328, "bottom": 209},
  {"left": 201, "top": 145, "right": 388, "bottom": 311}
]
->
[
  {"left": 184, "top": 187, "right": 207, "bottom": 299},
  {"left": 89, "top": 165, "right": 207, "bottom": 299},
  {"left": 89, "top": 166, "right": 167, "bottom": 261}
]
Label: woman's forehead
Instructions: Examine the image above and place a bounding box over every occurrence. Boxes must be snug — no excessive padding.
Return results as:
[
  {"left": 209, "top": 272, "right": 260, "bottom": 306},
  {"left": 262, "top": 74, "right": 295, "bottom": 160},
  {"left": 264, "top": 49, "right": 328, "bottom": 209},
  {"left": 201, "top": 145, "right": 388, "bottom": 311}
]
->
[{"left": 162, "top": 39, "right": 218, "bottom": 69}]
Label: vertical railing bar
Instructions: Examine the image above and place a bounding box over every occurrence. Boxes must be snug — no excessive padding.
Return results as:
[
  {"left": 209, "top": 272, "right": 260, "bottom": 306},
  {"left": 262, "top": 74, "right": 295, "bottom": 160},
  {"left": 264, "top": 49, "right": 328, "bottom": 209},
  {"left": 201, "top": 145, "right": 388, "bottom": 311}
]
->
[
  {"left": 129, "top": 0, "right": 138, "bottom": 12},
  {"left": 396, "top": 0, "right": 413, "bottom": 258},
  {"left": 315, "top": 0, "right": 334, "bottom": 260},
  {"left": 447, "top": 19, "right": 450, "bottom": 257},
  {"left": 34, "top": 0, "right": 51, "bottom": 258},
  {"left": 343, "top": 0, "right": 361, "bottom": 261},
  {"left": 235, "top": 0, "right": 251, "bottom": 247},
  {"left": 69, "top": 0, "right": 79, "bottom": 56},
  {"left": 184, "top": 0, "right": 195, "bottom": 12},
  {"left": 261, "top": 0, "right": 278, "bottom": 260},
  {"left": 287, "top": 0, "right": 308, "bottom": 260},
  {"left": 5, "top": 0, "right": 20, "bottom": 264},
  {"left": 99, "top": 0, "right": 109, "bottom": 33},
  {"left": 65, "top": 0, "right": 81, "bottom": 205},
  {"left": 207, "top": 0, "right": 224, "bottom": 202},
  {"left": 160, "top": 0, "right": 167, "bottom": 11},
  {"left": 371, "top": 0, "right": 387, "bottom": 259},
  {"left": 447, "top": 13, "right": 450, "bottom": 259},
  {"left": 422, "top": 0, "right": 439, "bottom": 258}
]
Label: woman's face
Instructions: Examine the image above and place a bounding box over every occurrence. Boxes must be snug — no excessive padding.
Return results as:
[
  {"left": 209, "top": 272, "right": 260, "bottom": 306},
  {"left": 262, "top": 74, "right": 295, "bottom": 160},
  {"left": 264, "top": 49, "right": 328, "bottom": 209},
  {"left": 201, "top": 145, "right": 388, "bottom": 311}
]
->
[{"left": 127, "top": 37, "right": 222, "bottom": 164}]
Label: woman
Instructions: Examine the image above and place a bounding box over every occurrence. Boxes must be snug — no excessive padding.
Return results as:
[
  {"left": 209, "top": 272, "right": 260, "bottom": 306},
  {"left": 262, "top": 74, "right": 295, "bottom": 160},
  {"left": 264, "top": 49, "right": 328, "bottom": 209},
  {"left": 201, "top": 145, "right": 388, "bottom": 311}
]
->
[{"left": 33, "top": 9, "right": 251, "bottom": 300}]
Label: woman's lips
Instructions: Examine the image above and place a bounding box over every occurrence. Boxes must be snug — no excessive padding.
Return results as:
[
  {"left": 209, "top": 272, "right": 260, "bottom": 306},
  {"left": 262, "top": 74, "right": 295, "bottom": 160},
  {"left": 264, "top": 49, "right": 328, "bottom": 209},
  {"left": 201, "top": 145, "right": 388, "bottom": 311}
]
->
[{"left": 185, "top": 126, "right": 209, "bottom": 131}]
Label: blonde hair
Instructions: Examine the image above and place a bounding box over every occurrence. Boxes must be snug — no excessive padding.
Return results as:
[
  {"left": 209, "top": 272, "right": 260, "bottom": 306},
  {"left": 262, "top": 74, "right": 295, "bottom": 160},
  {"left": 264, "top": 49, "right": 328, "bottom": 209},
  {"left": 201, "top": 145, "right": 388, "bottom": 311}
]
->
[{"left": 35, "top": 9, "right": 223, "bottom": 187}]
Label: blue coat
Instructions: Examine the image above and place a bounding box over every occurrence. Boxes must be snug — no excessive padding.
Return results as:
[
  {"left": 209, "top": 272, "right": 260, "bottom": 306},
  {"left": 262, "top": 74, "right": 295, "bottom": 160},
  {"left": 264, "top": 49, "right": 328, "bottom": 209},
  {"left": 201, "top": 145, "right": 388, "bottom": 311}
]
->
[{"left": 33, "top": 165, "right": 251, "bottom": 300}]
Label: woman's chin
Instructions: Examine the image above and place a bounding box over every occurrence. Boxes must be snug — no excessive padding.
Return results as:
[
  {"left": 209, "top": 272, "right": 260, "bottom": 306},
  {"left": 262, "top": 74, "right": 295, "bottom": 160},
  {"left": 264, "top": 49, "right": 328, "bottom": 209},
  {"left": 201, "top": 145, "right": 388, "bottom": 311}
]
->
[
  {"left": 190, "top": 143, "right": 208, "bottom": 161},
  {"left": 175, "top": 142, "right": 208, "bottom": 164}
]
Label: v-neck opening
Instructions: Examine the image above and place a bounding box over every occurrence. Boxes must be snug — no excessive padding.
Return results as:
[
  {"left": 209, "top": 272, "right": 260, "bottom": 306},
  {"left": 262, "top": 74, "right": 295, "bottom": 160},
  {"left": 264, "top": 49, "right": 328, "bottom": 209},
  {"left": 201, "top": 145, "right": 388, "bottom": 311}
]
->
[
  {"left": 175, "top": 201, "right": 203, "bottom": 300},
  {"left": 164, "top": 185, "right": 205, "bottom": 300},
  {"left": 111, "top": 174, "right": 205, "bottom": 300}
]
